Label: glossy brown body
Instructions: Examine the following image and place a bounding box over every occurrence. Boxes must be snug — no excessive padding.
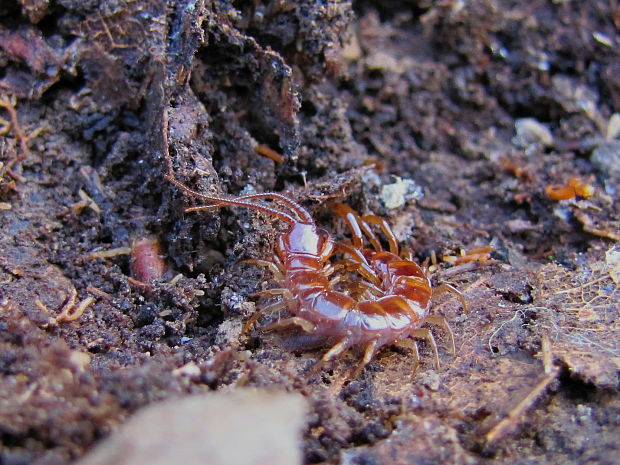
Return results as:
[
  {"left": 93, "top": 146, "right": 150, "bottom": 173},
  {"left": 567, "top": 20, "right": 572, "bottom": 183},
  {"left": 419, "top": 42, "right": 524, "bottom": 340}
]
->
[
  {"left": 166, "top": 174, "right": 463, "bottom": 375},
  {"left": 276, "top": 221, "right": 432, "bottom": 349}
]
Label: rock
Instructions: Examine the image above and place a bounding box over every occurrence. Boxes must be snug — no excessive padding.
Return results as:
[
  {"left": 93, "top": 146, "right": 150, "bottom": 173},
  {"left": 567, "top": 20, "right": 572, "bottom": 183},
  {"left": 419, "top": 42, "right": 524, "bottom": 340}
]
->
[
  {"left": 607, "top": 245, "right": 620, "bottom": 284},
  {"left": 606, "top": 113, "right": 620, "bottom": 141},
  {"left": 551, "top": 74, "right": 599, "bottom": 115},
  {"left": 75, "top": 390, "right": 307, "bottom": 465},
  {"left": 591, "top": 140, "right": 620, "bottom": 183},
  {"left": 513, "top": 118, "right": 554, "bottom": 149}
]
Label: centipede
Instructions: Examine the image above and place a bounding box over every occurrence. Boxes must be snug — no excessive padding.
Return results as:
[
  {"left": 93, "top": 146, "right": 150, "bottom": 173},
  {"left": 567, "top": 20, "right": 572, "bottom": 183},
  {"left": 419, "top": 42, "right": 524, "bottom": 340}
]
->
[{"left": 165, "top": 172, "right": 467, "bottom": 378}]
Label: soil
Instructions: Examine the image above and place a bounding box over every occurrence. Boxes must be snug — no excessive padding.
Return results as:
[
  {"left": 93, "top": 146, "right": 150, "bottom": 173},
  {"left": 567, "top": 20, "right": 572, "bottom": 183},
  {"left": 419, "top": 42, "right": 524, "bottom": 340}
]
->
[{"left": 1, "top": 1, "right": 619, "bottom": 464}]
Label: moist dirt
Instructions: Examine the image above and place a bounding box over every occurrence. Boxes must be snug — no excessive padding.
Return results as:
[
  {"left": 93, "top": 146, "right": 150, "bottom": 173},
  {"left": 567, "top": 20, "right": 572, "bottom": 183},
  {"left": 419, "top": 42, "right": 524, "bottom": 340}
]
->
[{"left": 0, "top": 1, "right": 619, "bottom": 464}]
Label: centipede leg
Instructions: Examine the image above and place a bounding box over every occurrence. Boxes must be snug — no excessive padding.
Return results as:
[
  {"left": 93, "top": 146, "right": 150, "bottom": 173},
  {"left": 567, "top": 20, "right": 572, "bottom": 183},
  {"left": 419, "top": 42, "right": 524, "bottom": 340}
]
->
[
  {"left": 251, "top": 288, "right": 293, "bottom": 300},
  {"left": 400, "top": 246, "right": 414, "bottom": 262},
  {"left": 350, "top": 279, "right": 384, "bottom": 299},
  {"left": 322, "top": 263, "right": 336, "bottom": 277},
  {"left": 410, "top": 340, "right": 420, "bottom": 374},
  {"left": 260, "top": 316, "right": 315, "bottom": 333},
  {"left": 336, "top": 245, "right": 382, "bottom": 287},
  {"left": 410, "top": 328, "right": 440, "bottom": 369},
  {"left": 339, "top": 257, "right": 376, "bottom": 281},
  {"left": 432, "top": 283, "right": 468, "bottom": 313},
  {"left": 241, "top": 299, "right": 288, "bottom": 335},
  {"left": 333, "top": 204, "right": 364, "bottom": 248},
  {"left": 333, "top": 203, "right": 384, "bottom": 250},
  {"left": 393, "top": 338, "right": 420, "bottom": 375},
  {"left": 306, "top": 339, "right": 349, "bottom": 379},
  {"left": 425, "top": 315, "right": 456, "bottom": 355},
  {"left": 351, "top": 340, "right": 378, "bottom": 378},
  {"left": 243, "top": 259, "right": 285, "bottom": 282},
  {"left": 362, "top": 214, "right": 399, "bottom": 255},
  {"left": 328, "top": 274, "right": 343, "bottom": 288}
]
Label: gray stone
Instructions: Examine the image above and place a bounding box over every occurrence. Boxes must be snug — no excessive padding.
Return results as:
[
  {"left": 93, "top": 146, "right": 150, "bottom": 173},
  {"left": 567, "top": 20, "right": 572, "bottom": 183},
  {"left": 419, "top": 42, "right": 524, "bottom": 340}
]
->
[{"left": 591, "top": 140, "right": 620, "bottom": 182}]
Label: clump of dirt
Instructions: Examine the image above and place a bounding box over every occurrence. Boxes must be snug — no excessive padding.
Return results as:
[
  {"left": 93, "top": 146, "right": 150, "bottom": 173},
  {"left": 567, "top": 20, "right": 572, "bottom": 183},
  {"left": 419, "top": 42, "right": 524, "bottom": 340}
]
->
[{"left": 0, "top": 1, "right": 618, "bottom": 464}]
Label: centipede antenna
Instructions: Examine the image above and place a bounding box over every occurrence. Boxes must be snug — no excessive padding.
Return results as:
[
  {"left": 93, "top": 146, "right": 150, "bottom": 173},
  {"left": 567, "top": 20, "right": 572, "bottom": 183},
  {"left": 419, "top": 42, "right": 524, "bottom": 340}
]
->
[
  {"left": 222, "top": 192, "right": 313, "bottom": 223},
  {"left": 189, "top": 198, "right": 297, "bottom": 224},
  {"left": 185, "top": 201, "right": 297, "bottom": 224},
  {"left": 165, "top": 175, "right": 298, "bottom": 224}
]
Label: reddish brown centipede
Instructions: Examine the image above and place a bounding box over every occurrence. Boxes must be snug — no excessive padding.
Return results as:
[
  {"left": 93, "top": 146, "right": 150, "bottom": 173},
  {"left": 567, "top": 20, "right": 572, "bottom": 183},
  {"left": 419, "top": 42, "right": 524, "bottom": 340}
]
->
[{"left": 165, "top": 174, "right": 467, "bottom": 377}]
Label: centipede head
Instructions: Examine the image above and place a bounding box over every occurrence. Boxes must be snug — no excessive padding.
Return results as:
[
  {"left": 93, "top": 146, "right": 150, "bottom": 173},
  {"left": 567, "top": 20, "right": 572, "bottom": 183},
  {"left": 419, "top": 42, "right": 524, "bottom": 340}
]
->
[{"left": 279, "top": 223, "right": 334, "bottom": 261}]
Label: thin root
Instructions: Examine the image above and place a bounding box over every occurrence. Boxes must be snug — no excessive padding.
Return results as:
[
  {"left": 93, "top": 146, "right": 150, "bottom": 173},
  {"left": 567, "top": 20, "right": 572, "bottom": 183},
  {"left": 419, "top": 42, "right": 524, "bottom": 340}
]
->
[
  {"left": 35, "top": 287, "right": 95, "bottom": 323},
  {"left": 0, "top": 94, "right": 45, "bottom": 179},
  {"left": 86, "top": 247, "right": 132, "bottom": 259}
]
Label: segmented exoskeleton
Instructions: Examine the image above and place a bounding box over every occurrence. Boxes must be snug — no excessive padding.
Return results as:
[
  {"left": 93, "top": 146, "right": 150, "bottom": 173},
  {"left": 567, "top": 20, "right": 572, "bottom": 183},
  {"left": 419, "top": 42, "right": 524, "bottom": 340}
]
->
[{"left": 166, "top": 174, "right": 466, "bottom": 377}]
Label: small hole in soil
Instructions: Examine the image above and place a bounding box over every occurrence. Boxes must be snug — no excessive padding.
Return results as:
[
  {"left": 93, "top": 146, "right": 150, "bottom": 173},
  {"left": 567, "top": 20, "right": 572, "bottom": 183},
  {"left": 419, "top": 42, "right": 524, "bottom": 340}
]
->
[
  {"left": 300, "top": 99, "right": 318, "bottom": 116},
  {"left": 559, "top": 367, "right": 597, "bottom": 402},
  {"left": 244, "top": 336, "right": 260, "bottom": 351}
]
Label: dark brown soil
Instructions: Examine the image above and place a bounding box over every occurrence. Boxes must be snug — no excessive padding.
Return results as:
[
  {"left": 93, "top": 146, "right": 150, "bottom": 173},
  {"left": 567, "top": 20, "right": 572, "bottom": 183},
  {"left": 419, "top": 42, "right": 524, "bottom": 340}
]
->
[{"left": 1, "top": 1, "right": 619, "bottom": 464}]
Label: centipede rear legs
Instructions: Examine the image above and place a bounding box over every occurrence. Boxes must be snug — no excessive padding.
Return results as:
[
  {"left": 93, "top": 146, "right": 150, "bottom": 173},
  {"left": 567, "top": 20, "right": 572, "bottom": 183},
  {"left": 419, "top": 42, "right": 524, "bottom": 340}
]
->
[
  {"left": 432, "top": 283, "right": 468, "bottom": 313},
  {"left": 425, "top": 315, "right": 456, "bottom": 355},
  {"left": 244, "top": 258, "right": 285, "bottom": 282},
  {"left": 305, "top": 339, "right": 352, "bottom": 380},
  {"left": 410, "top": 328, "right": 441, "bottom": 368},
  {"left": 350, "top": 340, "right": 379, "bottom": 379},
  {"left": 241, "top": 266, "right": 322, "bottom": 336},
  {"left": 393, "top": 338, "right": 421, "bottom": 374},
  {"left": 361, "top": 214, "right": 399, "bottom": 255},
  {"left": 241, "top": 298, "right": 288, "bottom": 335},
  {"left": 242, "top": 291, "right": 316, "bottom": 339},
  {"left": 427, "top": 283, "right": 468, "bottom": 354},
  {"left": 261, "top": 316, "right": 316, "bottom": 333}
]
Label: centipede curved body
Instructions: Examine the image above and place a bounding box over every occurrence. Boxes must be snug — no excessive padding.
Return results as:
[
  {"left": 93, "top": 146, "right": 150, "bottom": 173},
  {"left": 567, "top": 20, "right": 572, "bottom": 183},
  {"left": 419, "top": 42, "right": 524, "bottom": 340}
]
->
[
  {"left": 166, "top": 174, "right": 466, "bottom": 376},
  {"left": 274, "top": 222, "right": 431, "bottom": 347}
]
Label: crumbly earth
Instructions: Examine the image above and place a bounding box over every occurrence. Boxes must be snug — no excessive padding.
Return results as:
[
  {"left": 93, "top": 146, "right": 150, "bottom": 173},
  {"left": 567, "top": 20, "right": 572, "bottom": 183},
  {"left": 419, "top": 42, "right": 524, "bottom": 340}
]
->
[{"left": 0, "top": 1, "right": 618, "bottom": 464}]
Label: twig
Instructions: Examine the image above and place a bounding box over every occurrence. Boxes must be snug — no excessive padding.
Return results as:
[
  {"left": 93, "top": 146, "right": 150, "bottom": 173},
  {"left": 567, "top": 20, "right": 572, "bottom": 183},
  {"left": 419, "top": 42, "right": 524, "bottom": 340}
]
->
[{"left": 484, "top": 365, "right": 559, "bottom": 444}]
